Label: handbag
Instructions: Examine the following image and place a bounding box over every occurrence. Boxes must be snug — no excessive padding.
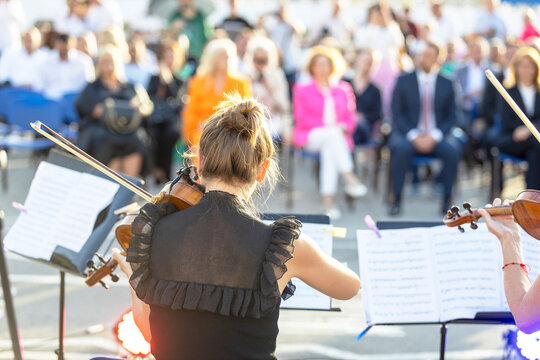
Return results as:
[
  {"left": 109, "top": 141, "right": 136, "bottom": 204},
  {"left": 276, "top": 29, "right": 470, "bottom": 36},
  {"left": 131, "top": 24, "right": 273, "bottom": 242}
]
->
[{"left": 102, "top": 98, "right": 142, "bottom": 134}]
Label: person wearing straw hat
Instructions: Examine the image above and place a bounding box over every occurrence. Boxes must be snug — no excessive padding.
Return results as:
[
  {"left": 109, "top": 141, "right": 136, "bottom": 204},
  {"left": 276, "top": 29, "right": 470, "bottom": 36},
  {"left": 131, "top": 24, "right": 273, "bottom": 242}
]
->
[{"left": 292, "top": 45, "right": 366, "bottom": 219}]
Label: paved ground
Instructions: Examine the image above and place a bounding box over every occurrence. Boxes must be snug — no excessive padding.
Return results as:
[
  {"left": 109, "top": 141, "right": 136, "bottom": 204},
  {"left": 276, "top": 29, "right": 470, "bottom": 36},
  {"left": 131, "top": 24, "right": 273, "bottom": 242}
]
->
[{"left": 0, "top": 148, "right": 522, "bottom": 359}]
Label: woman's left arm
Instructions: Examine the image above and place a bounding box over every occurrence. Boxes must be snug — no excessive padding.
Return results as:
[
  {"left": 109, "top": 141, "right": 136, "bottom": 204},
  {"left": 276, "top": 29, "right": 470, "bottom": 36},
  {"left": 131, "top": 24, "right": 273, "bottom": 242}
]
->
[
  {"left": 479, "top": 200, "right": 540, "bottom": 334},
  {"left": 112, "top": 249, "right": 152, "bottom": 342}
]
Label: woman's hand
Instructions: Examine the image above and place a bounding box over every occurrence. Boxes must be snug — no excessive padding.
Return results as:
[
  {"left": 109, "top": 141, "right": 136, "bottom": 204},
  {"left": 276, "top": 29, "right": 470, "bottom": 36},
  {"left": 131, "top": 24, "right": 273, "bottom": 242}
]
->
[
  {"left": 478, "top": 198, "right": 520, "bottom": 244},
  {"left": 92, "top": 103, "right": 104, "bottom": 119},
  {"left": 513, "top": 125, "right": 532, "bottom": 142},
  {"left": 112, "top": 248, "right": 133, "bottom": 278}
]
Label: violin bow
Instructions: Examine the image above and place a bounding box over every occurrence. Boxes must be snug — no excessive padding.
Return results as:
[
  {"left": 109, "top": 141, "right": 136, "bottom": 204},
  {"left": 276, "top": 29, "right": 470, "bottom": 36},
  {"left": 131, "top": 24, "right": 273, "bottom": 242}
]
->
[
  {"left": 30, "top": 121, "right": 153, "bottom": 202},
  {"left": 485, "top": 69, "right": 540, "bottom": 144}
]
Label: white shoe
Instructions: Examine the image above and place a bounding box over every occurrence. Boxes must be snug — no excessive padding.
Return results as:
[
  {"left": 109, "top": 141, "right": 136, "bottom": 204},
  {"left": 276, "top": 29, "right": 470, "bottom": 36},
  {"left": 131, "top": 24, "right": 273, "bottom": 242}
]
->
[
  {"left": 325, "top": 207, "right": 342, "bottom": 220},
  {"left": 345, "top": 182, "right": 368, "bottom": 198}
]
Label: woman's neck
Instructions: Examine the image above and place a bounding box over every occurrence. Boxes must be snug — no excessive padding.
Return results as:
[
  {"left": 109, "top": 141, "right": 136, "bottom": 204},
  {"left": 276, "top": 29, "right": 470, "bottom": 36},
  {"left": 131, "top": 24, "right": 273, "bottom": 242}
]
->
[
  {"left": 202, "top": 178, "right": 253, "bottom": 201},
  {"left": 519, "top": 80, "right": 535, "bottom": 88},
  {"left": 315, "top": 77, "right": 330, "bottom": 88}
]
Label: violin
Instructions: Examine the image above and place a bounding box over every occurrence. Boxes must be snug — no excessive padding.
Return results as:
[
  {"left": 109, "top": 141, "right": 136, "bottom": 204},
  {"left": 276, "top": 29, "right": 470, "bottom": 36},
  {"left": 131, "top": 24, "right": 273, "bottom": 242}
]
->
[
  {"left": 443, "top": 189, "right": 540, "bottom": 240},
  {"left": 30, "top": 121, "right": 205, "bottom": 288}
]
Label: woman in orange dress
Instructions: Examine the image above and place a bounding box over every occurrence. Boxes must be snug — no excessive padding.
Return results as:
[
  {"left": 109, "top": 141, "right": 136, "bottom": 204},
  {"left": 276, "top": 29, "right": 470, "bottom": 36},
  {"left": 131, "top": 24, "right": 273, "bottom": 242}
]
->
[{"left": 183, "top": 38, "right": 251, "bottom": 147}]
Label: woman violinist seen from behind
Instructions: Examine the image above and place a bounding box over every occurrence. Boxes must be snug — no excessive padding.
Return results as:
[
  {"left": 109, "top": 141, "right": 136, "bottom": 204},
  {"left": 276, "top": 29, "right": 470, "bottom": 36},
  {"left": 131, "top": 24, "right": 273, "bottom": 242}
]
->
[{"left": 111, "top": 95, "right": 361, "bottom": 359}]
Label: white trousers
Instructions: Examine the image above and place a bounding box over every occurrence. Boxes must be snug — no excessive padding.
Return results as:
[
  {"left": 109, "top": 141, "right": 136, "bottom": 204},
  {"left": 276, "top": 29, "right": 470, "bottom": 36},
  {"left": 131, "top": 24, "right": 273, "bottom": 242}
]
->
[{"left": 305, "top": 125, "right": 354, "bottom": 196}]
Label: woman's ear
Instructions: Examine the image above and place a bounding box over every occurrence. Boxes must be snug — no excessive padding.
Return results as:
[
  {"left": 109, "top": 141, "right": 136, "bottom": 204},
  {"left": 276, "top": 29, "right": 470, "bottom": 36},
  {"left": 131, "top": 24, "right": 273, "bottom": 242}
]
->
[{"left": 256, "top": 160, "right": 270, "bottom": 183}]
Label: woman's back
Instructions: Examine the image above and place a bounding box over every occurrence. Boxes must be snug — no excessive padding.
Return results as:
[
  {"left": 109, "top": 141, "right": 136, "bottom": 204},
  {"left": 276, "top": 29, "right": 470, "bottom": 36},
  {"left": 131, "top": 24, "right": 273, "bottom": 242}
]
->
[{"left": 128, "top": 191, "right": 299, "bottom": 359}]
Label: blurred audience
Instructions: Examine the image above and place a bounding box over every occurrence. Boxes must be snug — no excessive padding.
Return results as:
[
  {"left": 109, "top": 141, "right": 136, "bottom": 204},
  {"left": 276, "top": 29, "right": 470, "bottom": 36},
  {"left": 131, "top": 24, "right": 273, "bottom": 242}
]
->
[
  {"left": 218, "top": 0, "right": 252, "bottom": 42},
  {"left": 86, "top": 0, "right": 123, "bottom": 33},
  {"left": 0, "top": 0, "right": 25, "bottom": 56},
  {"left": 389, "top": 42, "right": 462, "bottom": 216},
  {"left": 77, "top": 31, "right": 98, "bottom": 60},
  {"left": 349, "top": 50, "right": 383, "bottom": 145},
  {"left": 293, "top": 46, "right": 366, "bottom": 219},
  {"left": 38, "top": 33, "right": 95, "bottom": 99},
  {"left": 0, "top": 27, "right": 48, "bottom": 88},
  {"left": 55, "top": 0, "right": 90, "bottom": 38},
  {"left": 168, "top": 0, "right": 211, "bottom": 61},
  {"left": 520, "top": 8, "right": 540, "bottom": 44},
  {"left": 243, "top": 36, "right": 289, "bottom": 139},
  {"left": 182, "top": 38, "right": 251, "bottom": 147},
  {"left": 125, "top": 35, "right": 154, "bottom": 88},
  {"left": 147, "top": 39, "right": 185, "bottom": 183},
  {"left": 309, "top": 0, "right": 353, "bottom": 48},
  {"left": 429, "top": 0, "right": 455, "bottom": 46},
  {"left": 494, "top": 47, "right": 540, "bottom": 189},
  {"left": 475, "top": 0, "right": 506, "bottom": 40},
  {"left": 75, "top": 46, "right": 153, "bottom": 177}
]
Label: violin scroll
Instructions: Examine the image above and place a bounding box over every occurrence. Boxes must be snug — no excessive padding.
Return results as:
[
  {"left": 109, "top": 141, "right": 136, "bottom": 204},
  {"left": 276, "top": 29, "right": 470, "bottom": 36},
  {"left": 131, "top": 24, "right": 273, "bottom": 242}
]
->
[
  {"left": 85, "top": 253, "right": 119, "bottom": 289},
  {"left": 443, "top": 202, "right": 481, "bottom": 233}
]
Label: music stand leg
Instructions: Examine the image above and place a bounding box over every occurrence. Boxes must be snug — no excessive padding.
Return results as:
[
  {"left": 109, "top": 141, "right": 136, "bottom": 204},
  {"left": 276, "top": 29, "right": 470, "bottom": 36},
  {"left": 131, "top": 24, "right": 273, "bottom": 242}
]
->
[
  {"left": 439, "top": 323, "right": 447, "bottom": 360},
  {"left": 0, "top": 211, "right": 23, "bottom": 360},
  {"left": 55, "top": 271, "right": 66, "bottom": 360}
]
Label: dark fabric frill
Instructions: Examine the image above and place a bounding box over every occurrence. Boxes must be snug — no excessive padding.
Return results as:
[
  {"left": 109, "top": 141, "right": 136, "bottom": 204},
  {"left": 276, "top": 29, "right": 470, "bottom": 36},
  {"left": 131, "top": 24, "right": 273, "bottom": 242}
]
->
[{"left": 126, "top": 202, "right": 301, "bottom": 318}]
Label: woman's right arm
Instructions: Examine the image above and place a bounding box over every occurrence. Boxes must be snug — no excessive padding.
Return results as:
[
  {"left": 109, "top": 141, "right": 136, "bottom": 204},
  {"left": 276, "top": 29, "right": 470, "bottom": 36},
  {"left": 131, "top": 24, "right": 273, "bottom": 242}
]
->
[
  {"left": 75, "top": 82, "right": 103, "bottom": 122},
  {"left": 283, "top": 233, "right": 361, "bottom": 300},
  {"left": 479, "top": 199, "right": 540, "bottom": 334}
]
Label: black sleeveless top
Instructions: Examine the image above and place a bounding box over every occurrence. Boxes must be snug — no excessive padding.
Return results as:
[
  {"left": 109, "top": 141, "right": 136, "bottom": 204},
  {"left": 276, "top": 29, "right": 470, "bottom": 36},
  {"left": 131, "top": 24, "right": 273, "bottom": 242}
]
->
[{"left": 127, "top": 191, "right": 301, "bottom": 360}]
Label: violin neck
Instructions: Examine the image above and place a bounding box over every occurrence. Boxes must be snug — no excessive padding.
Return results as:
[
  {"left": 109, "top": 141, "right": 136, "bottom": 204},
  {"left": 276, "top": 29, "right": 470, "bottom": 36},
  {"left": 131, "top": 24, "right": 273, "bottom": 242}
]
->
[{"left": 483, "top": 206, "right": 513, "bottom": 217}]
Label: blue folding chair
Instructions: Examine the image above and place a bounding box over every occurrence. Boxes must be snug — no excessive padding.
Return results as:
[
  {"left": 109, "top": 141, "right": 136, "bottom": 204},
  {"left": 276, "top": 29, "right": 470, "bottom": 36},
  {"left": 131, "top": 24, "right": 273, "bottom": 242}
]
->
[
  {"left": 59, "top": 92, "right": 80, "bottom": 139},
  {"left": 0, "top": 93, "right": 62, "bottom": 190},
  {"left": 0, "top": 88, "right": 41, "bottom": 135}
]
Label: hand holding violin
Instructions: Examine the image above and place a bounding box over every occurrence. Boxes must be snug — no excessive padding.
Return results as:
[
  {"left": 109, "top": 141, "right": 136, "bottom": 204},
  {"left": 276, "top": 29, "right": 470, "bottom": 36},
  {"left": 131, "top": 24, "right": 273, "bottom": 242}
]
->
[
  {"left": 112, "top": 248, "right": 132, "bottom": 278},
  {"left": 478, "top": 198, "right": 520, "bottom": 244}
]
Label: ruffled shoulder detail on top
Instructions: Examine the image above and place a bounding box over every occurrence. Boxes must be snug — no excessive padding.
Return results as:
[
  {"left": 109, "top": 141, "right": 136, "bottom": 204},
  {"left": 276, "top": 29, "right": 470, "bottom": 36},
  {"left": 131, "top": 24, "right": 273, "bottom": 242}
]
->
[{"left": 126, "top": 202, "right": 302, "bottom": 319}]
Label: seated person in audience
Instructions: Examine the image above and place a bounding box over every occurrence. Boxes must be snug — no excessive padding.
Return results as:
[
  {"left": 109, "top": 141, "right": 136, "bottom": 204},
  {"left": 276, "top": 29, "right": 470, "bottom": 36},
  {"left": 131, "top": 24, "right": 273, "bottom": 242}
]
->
[
  {"left": 55, "top": 0, "right": 90, "bottom": 38},
  {"left": 389, "top": 42, "right": 462, "bottom": 216},
  {"left": 124, "top": 35, "right": 154, "bottom": 88},
  {"left": 481, "top": 198, "right": 540, "bottom": 334},
  {"left": 75, "top": 45, "right": 153, "bottom": 177},
  {"left": 76, "top": 31, "right": 98, "bottom": 61},
  {"left": 494, "top": 46, "right": 540, "bottom": 190},
  {"left": 454, "top": 36, "right": 489, "bottom": 130},
  {"left": 147, "top": 39, "right": 185, "bottom": 183},
  {"left": 0, "top": 27, "right": 48, "bottom": 89},
  {"left": 105, "top": 96, "right": 360, "bottom": 359},
  {"left": 182, "top": 38, "right": 251, "bottom": 148},
  {"left": 349, "top": 49, "right": 383, "bottom": 145},
  {"left": 243, "top": 35, "right": 290, "bottom": 140},
  {"left": 38, "top": 33, "right": 95, "bottom": 100},
  {"left": 293, "top": 46, "right": 366, "bottom": 219}
]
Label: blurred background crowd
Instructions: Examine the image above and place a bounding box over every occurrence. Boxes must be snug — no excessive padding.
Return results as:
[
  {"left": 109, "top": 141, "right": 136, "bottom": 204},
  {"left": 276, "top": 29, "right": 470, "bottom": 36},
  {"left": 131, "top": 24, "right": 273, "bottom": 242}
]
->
[{"left": 1, "top": 0, "right": 540, "bottom": 219}]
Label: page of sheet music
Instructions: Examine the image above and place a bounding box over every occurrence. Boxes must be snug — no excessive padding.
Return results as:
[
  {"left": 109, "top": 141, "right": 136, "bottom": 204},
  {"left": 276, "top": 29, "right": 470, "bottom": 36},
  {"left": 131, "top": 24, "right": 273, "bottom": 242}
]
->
[
  {"left": 280, "top": 222, "right": 333, "bottom": 310},
  {"left": 429, "top": 225, "right": 503, "bottom": 322},
  {"left": 357, "top": 224, "right": 540, "bottom": 324},
  {"left": 5, "top": 162, "right": 119, "bottom": 260},
  {"left": 357, "top": 229, "right": 440, "bottom": 324}
]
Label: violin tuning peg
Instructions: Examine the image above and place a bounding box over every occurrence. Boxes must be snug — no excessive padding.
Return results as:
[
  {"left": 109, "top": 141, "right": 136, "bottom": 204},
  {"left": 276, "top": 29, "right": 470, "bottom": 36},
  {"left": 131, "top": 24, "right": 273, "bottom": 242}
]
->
[
  {"left": 470, "top": 222, "right": 478, "bottom": 230},
  {"left": 99, "top": 280, "right": 110, "bottom": 290},
  {"left": 96, "top": 254, "right": 106, "bottom": 264},
  {"left": 86, "top": 259, "right": 95, "bottom": 269},
  {"left": 458, "top": 225, "right": 465, "bottom": 233},
  {"left": 110, "top": 273, "right": 120, "bottom": 283},
  {"left": 446, "top": 210, "right": 453, "bottom": 218},
  {"left": 463, "top": 202, "right": 472, "bottom": 213},
  {"left": 451, "top": 206, "right": 461, "bottom": 217}
]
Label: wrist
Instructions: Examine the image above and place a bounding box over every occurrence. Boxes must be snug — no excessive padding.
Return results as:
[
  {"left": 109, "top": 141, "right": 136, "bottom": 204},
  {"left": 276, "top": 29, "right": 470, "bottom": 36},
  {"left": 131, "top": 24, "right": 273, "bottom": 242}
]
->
[{"left": 501, "top": 237, "right": 525, "bottom": 264}]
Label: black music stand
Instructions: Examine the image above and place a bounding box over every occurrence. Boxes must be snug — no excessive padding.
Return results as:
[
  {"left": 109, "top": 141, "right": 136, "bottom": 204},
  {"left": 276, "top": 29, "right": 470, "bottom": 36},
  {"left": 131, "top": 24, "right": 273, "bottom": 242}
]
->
[
  {"left": 357, "top": 221, "right": 515, "bottom": 360},
  {"left": 5, "top": 149, "right": 139, "bottom": 360}
]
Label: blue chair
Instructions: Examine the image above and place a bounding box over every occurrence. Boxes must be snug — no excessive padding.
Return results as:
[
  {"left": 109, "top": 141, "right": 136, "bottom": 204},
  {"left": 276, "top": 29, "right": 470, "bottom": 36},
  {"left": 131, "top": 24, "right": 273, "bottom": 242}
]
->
[
  {"left": 491, "top": 150, "right": 528, "bottom": 198},
  {"left": 60, "top": 92, "right": 80, "bottom": 124},
  {"left": 0, "top": 88, "right": 41, "bottom": 135},
  {"left": 0, "top": 93, "right": 62, "bottom": 190}
]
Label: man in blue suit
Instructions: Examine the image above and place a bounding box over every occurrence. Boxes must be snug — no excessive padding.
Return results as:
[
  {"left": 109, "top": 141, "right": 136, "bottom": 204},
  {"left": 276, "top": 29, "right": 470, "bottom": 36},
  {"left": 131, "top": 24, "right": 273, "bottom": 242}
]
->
[{"left": 389, "top": 42, "right": 463, "bottom": 215}]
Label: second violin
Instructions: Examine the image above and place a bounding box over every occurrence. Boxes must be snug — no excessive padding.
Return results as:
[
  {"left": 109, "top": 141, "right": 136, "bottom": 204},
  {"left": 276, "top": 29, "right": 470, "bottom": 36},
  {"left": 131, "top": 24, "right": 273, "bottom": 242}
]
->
[{"left": 444, "top": 189, "right": 540, "bottom": 240}]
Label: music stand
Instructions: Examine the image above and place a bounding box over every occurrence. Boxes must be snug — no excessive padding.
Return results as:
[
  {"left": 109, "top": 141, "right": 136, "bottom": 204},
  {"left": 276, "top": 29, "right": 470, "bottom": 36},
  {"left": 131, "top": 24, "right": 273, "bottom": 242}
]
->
[
  {"left": 5, "top": 149, "right": 139, "bottom": 360},
  {"left": 357, "top": 221, "right": 515, "bottom": 360}
]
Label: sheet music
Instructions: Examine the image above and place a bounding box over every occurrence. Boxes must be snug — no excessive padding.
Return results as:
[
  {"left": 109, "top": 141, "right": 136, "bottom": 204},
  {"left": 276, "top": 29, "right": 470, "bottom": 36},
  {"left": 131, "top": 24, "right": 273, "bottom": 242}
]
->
[
  {"left": 279, "top": 222, "right": 333, "bottom": 310},
  {"left": 5, "top": 162, "right": 119, "bottom": 260},
  {"left": 357, "top": 224, "right": 540, "bottom": 324},
  {"left": 357, "top": 229, "right": 439, "bottom": 324}
]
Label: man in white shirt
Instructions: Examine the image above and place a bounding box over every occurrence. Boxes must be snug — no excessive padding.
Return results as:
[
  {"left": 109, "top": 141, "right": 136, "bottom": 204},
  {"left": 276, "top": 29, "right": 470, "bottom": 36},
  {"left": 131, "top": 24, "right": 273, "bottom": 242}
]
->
[
  {"left": 309, "top": 0, "right": 353, "bottom": 48},
  {"left": 38, "top": 33, "right": 95, "bottom": 100},
  {"left": 0, "top": 27, "right": 48, "bottom": 88},
  {"left": 390, "top": 42, "right": 462, "bottom": 216},
  {"left": 454, "top": 37, "right": 489, "bottom": 128},
  {"left": 429, "top": 0, "right": 456, "bottom": 45},
  {"left": 86, "top": 0, "right": 123, "bottom": 33},
  {"left": 55, "top": 0, "right": 91, "bottom": 38},
  {"left": 475, "top": 0, "right": 506, "bottom": 40},
  {"left": 0, "top": 0, "right": 26, "bottom": 56}
]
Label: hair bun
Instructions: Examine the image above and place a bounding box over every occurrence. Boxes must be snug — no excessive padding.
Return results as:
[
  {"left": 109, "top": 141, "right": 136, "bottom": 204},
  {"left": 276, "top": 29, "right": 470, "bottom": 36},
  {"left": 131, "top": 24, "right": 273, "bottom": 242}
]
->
[{"left": 219, "top": 97, "right": 265, "bottom": 143}]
